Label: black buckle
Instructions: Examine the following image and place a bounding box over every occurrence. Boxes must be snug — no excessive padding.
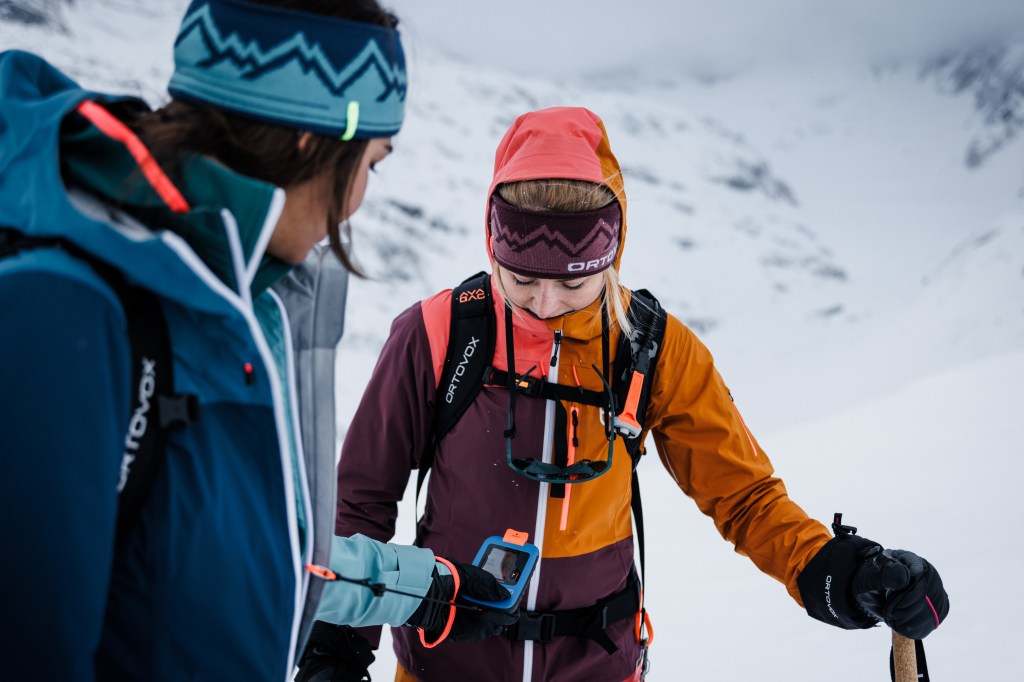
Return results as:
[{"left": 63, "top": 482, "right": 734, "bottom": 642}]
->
[
  {"left": 512, "top": 373, "right": 544, "bottom": 397},
  {"left": 159, "top": 394, "right": 200, "bottom": 428},
  {"left": 831, "top": 512, "right": 858, "bottom": 537},
  {"left": 513, "top": 612, "right": 556, "bottom": 643},
  {"left": 483, "top": 366, "right": 544, "bottom": 396}
]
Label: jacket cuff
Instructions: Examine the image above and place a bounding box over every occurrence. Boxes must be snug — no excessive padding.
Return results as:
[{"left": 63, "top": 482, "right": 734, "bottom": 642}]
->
[
  {"left": 796, "top": 534, "right": 881, "bottom": 630},
  {"left": 315, "top": 534, "right": 436, "bottom": 628}
]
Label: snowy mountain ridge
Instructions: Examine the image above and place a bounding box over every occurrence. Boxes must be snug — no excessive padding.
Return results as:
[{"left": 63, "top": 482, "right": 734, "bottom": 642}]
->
[
  {"left": 922, "top": 33, "right": 1024, "bottom": 173},
  {"left": 1, "top": 0, "right": 1021, "bottom": 432}
]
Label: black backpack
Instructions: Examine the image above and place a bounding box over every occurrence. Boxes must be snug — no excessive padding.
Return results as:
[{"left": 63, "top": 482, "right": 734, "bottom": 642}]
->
[
  {"left": 418, "top": 271, "right": 667, "bottom": 598},
  {"left": 0, "top": 228, "right": 198, "bottom": 542}
]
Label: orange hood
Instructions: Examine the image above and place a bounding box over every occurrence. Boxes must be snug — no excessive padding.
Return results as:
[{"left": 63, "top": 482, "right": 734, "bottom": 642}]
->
[{"left": 485, "top": 107, "right": 627, "bottom": 271}]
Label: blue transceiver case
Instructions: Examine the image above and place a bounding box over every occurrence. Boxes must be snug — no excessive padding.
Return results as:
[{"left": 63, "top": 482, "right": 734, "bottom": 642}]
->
[{"left": 463, "top": 529, "right": 539, "bottom": 613}]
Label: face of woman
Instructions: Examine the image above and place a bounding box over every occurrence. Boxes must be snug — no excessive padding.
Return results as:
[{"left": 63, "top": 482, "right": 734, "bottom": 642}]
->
[
  {"left": 498, "top": 267, "right": 605, "bottom": 320},
  {"left": 267, "top": 136, "right": 393, "bottom": 264}
]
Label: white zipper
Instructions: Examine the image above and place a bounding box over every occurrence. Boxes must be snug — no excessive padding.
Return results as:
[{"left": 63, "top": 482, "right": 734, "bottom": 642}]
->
[
  {"left": 219, "top": 208, "right": 251, "bottom": 308},
  {"left": 244, "top": 187, "right": 286, "bottom": 287},
  {"left": 523, "top": 329, "right": 561, "bottom": 682},
  {"left": 74, "top": 186, "right": 301, "bottom": 678},
  {"left": 160, "top": 228, "right": 304, "bottom": 681},
  {"left": 267, "top": 288, "right": 315, "bottom": 673}
]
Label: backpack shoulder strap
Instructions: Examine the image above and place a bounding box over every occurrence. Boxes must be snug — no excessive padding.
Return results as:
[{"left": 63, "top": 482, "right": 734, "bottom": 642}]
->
[
  {"left": 0, "top": 228, "right": 198, "bottom": 542},
  {"left": 431, "top": 271, "right": 495, "bottom": 439},
  {"left": 609, "top": 287, "right": 666, "bottom": 635},
  {"left": 611, "top": 288, "right": 668, "bottom": 466},
  {"left": 113, "top": 268, "right": 198, "bottom": 543},
  {"left": 416, "top": 272, "right": 495, "bottom": 503}
]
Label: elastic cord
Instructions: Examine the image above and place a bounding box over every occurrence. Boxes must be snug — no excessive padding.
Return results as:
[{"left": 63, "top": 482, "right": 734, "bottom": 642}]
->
[
  {"left": 75, "top": 101, "right": 191, "bottom": 214},
  {"left": 417, "top": 557, "right": 461, "bottom": 648}
]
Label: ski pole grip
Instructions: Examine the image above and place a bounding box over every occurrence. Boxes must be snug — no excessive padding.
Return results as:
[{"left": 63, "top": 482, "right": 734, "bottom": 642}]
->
[{"left": 892, "top": 632, "right": 917, "bottom": 682}]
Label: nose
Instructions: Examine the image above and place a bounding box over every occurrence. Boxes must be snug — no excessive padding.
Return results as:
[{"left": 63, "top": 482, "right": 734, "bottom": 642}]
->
[{"left": 530, "top": 285, "right": 564, "bottom": 319}]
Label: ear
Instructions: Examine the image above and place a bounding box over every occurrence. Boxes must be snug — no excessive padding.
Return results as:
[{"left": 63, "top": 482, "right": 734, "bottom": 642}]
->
[{"left": 297, "top": 131, "right": 313, "bottom": 153}]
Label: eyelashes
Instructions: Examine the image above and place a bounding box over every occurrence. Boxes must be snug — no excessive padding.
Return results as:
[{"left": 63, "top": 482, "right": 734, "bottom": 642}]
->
[{"left": 513, "top": 277, "right": 585, "bottom": 291}]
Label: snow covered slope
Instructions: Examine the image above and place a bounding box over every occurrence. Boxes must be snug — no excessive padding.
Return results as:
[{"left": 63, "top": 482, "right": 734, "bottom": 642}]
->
[{"left": 613, "top": 43, "right": 1024, "bottom": 429}]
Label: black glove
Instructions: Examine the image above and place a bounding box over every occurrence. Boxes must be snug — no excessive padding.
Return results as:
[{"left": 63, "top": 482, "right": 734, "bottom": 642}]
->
[
  {"left": 854, "top": 546, "right": 949, "bottom": 639},
  {"left": 406, "top": 561, "right": 520, "bottom": 643},
  {"left": 797, "top": 532, "right": 949, "bottom": 638},
  {"left": 294, "top": 621, "right": 374, "bottom": 682},
  {"left": 798, "top": 533, "right": 881, "bottom": 630}
]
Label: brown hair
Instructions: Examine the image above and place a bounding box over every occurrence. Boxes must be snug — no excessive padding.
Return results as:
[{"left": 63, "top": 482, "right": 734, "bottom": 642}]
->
[
  {"left": 129, "top": 0, "right": 398, "bottom": 274},
  {"left": 493, "top": 178, "right": 635, "bottom": 337}
]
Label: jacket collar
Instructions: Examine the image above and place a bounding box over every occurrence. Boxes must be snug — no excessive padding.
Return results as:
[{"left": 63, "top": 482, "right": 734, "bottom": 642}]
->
[
  {"left": 60, "top": 111, "right": 291, "bottom": 298},
  {"left": 490, "top": 272, "right": 607, "bottom": 343},
  {"left": 0, "top": 51, "right": 290, "bottom": 315}
]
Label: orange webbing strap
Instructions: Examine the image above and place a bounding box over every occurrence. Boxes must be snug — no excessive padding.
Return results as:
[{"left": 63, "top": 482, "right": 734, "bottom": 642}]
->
[
  {"left": 417, "top": 557, "right": 460, "bottom": 648},
  {"left": 559, "top": 408, "right": 577, "bottom": 531},
  {"left": 75, "top": 100, "right": 191, "bottom": 214},
  {"left": 617, "top": 370, "right": 644, "bottom": 434}
]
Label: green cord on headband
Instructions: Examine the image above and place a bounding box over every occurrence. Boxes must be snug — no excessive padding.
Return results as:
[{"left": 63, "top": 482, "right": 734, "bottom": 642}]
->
[{"left": 340, "top": 101, "right": 360, "bottom": 141}]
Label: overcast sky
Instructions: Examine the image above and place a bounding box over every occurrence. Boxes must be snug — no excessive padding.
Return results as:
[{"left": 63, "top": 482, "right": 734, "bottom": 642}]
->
[{"left": 387, "top": 0, "right": 1024, "bottom": 79}]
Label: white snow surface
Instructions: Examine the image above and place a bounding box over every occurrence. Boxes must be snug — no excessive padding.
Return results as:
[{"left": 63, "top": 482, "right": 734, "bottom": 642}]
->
[{"left": 3, "top": 2, "right": 1022, "bottom": 679}]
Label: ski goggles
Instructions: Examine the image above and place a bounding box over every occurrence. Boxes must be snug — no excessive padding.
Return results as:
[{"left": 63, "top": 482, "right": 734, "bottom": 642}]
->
[{"left": 505, "top": 364, "right": 617, "bottom": 484}]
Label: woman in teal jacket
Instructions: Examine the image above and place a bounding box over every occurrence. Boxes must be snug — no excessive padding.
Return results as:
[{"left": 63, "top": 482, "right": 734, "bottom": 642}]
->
[{"left": 0, "top": 1, "right": 504, "bottom": 680}]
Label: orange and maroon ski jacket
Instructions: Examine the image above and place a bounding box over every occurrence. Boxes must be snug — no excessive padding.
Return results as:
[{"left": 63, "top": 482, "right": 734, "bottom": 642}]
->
[{"left": 336, "top": 108, "right": 832, "bottom": 682}]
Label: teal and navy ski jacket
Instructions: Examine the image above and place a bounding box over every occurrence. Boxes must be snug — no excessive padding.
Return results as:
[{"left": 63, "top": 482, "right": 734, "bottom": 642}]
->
[{"left": 0, "top": 50, "right": 435, "bottom": 681}]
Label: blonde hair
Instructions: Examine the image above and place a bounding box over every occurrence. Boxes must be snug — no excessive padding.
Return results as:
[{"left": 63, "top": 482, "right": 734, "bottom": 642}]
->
[
  {"left": 497, "top": 178, "right": 618, "bottom": 213},
  {"left": 493, "top": 178, "right": 634, "bottom": 339}
]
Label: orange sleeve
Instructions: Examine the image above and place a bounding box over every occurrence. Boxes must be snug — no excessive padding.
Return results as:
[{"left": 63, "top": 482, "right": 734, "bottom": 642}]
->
[{"left": 646, "top": 315, "right": 832, "bottom": 604}]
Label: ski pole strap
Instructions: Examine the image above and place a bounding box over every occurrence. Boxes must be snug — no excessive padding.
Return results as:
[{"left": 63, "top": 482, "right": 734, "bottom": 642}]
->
[
  {"left": 418, "top": 557, "right": 460, "bottom": 649},
  {"left": 506, "top": 570, "right": 640, "bottom": 654}
]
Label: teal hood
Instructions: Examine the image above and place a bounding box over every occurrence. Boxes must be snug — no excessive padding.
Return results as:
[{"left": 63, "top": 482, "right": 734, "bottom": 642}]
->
[{"left": 0, "top": 50, "right": 291, "bottom": 313}]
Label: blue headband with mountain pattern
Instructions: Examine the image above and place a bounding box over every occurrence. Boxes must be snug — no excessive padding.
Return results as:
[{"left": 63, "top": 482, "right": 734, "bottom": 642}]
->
[{"left": 168, "top": 0, "right": 406, "bottom": 140}]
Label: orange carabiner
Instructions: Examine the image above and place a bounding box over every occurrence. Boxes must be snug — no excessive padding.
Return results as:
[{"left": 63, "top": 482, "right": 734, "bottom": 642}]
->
[{"left": 633, "top": 608, "right": 654, "bottom": 647}]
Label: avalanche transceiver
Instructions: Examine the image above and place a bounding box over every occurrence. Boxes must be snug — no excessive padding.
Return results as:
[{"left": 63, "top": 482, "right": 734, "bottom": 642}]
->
[{"left": 464, "top": 529, "right": 539, "bottom": 613}]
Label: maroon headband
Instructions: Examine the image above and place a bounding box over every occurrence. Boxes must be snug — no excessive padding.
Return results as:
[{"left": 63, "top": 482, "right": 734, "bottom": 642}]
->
[{"left": 489, "top": 194, "right": 621, "bottom": 279}]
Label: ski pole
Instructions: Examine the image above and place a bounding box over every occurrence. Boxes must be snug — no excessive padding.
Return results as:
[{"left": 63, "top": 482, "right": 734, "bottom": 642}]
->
[{"left": 891, "top": 632, "right": 916, "bottom": 682}]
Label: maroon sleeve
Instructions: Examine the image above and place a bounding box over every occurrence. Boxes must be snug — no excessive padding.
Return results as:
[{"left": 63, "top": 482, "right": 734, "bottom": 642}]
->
[{"left": 335, "top": 301, "right": 438, "bottom": 542}]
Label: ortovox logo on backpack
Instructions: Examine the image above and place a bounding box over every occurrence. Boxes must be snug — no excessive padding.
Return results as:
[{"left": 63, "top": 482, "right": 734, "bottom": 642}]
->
[
  {"left": 119, "top": 357, "right": 157, "bottom": 492},
  {"left": 1, "top": 228, "right": 198, "bottom": 543},
  {"left": 445, "top": 337, "right": 480, "bottom": 404}
]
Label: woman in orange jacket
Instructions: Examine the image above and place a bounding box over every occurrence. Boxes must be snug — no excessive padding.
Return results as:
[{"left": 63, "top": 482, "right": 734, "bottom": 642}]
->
[{"left": 309, "top": 106, "right": 949, "bottom": 682}]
